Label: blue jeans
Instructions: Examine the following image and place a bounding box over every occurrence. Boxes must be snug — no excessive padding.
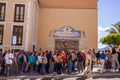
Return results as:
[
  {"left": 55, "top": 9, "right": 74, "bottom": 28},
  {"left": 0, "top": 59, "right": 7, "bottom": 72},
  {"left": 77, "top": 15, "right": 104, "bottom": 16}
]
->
[
  {"left": 41, "top": 63, "right": 45, "bottom": 75},
  {"left": 22, "top": 62, "right": 26, "bottom": 72},
  {"left": 62, "top": 62, "right": 66, "bottom": 72},
  {"left": 91, "top": 61, "right": 94, "bottom": 71},
  {"left": 68, "top": 62, "right": 73, "bottom": 74}
]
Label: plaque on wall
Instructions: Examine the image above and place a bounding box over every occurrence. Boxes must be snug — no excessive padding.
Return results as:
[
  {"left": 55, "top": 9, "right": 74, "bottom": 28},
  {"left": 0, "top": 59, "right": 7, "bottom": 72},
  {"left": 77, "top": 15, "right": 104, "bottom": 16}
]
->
[
  {"left": 46, "top": 39, "right": 55, "bottom": 50},
  {"left": 54, "top": 26, "right": 81, "bottom": 38},
  {"left": 55, "top": 39, "right": 79, "bottom": 51},
  {"left": 79, "top": 40, "right": 88, "bottom": 50}
]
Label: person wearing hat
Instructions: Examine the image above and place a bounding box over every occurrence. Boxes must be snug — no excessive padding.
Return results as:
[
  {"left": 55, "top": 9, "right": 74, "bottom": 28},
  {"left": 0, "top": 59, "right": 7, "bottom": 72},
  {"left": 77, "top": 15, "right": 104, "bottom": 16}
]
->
[{"left": 84, "top": 50, "right": 92, "bottom": 76}]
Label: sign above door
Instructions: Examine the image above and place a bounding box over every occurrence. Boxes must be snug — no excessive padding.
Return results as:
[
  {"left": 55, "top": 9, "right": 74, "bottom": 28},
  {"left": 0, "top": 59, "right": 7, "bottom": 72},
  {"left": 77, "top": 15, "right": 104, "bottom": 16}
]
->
[{"left": 54, "top": 26, "right": 81, "bottom": 38}]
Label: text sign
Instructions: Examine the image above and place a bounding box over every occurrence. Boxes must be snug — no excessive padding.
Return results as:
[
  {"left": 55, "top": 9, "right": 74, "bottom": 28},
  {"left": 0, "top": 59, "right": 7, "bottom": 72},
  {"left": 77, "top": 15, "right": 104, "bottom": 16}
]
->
[
  {"left": 54, "top": 26, "right": 81, "bottom": 38},
  {"left": 13, "top": 36, "right": 17, "bottom": 45}
]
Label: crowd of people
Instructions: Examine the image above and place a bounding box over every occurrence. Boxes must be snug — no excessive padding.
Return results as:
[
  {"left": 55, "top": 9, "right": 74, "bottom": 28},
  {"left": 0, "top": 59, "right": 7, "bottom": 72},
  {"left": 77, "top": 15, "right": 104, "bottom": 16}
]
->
[{"left": 0, "top": 47, "right": 120, "bottom": 77}]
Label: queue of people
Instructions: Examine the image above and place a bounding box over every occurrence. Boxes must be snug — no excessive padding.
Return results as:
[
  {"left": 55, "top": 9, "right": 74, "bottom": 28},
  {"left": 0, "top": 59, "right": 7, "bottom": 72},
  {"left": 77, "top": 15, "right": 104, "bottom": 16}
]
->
[{"left": 0, "top": 48, "right": 120, "bottom": 77}]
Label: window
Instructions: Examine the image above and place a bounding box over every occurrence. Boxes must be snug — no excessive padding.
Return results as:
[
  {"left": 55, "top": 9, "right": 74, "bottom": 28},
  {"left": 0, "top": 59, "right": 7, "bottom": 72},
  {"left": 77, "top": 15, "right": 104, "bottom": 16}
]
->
[
  {"left": 14, "top": 4, "right": 25, "bottom": 22},
  {"left": 0, "top": 3, "right": 6, "bottom": 21},
  {"left": 0, "top": 25, "right": 4, "bottom": 44},
  {"left": 12, "top": 26, "right": 23, "bottom": 45}
]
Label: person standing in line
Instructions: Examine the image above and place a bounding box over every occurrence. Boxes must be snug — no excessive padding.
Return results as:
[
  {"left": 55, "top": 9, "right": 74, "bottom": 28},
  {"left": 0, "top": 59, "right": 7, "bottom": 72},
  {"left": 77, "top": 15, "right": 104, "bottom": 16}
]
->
[
  {"left": 99, "top": 50, "right": 106, "bottom": 73},
  {"left": 37, "top": 52, "right": 42, "bottom": 74},
  {"left": 117, "top": 49, "right": 120, "bottom": 72},
  {"left": 84, "top": 51, "right": 92, "bottom": 76},
  {"left": 77, "top": 51, "right": 84, "bottom": 73},
  {"left": 13, "top": 52, "right": 19, "bottom": 74},
  {"left": 61, "top": 51, "right": 66, "bottom": 73},
  {"left": 66, "top": 50, "right": 73, "bottom": 74},
  {"left": 28, "top": 52, "right": 36, "bottom": 74},
  {"left": 89, "top": 49, "right": 96, "bottom": 72},
  {"left": 56, "top": 52, "right": 62, "bottom": 74},
  {"left": 110, "top": 47, "right": 120, "bottom": 72},
  {"left": 5, "top": 50, "right": 13, "bottom": 76},
  {"left": 41, "top": 52, "right": 48, "bottom": 75},
  {"left": 18, "top": 50, "right": 27, "bottom": 74},
  {"left": 71, "top": 51, "right": 77, "bottom": 72},
  {"left": 0, "top": 51, "right": 2, "bottom": 74},
  {"left": 96, "top": 51, "right": 100, "bottom": 65},
  {"left": 105, "top": 50, "right": 112, "bottom": 71},
  {"left": 0, "top": 50, "right": 7, "bottom": 75},
  {"left": 46, "top": 50, "right": 51, "bottom": 74},
  {"left": 49, "top": 50, "right": 55, "bottom": 73},
  {"left": 81, "top": 51, "right": 86, "bottom": 70}
]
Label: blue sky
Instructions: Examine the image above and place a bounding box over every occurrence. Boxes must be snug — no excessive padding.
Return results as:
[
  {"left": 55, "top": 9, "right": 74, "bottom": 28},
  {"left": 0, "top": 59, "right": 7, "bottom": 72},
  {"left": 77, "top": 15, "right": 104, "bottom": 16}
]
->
[{"left": 98, "top": 0, "right": 120, "bottom": 48}]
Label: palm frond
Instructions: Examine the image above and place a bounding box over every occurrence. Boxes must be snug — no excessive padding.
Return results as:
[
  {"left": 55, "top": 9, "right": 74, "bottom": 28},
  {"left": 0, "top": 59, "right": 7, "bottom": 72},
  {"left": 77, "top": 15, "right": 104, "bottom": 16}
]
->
[
  {"left": 112, "top": 22, "right": 120, "bottom": 34},
  {"left": 106, "top": 27, "right": 118, "bottom": 34}
]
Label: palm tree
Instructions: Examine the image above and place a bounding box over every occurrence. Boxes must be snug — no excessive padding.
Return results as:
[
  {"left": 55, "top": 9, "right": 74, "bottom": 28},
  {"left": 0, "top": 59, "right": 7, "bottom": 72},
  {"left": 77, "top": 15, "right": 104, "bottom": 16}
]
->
[{"left": 106, "top": 22, "right": 120, "bottom": 34}]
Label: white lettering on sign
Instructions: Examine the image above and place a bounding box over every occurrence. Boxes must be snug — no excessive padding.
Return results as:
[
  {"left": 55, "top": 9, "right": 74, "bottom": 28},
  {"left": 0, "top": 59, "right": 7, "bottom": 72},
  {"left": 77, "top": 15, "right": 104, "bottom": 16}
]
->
[{"left": 54, "top": 26, "right": 81, "bottom": 38}]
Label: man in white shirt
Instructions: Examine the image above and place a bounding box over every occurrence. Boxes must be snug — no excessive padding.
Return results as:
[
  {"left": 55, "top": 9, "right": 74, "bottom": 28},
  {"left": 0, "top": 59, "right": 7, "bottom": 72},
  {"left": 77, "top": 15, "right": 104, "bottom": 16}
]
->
[{"left": 5, "top": 50, "right": 13, "bottom": 76}]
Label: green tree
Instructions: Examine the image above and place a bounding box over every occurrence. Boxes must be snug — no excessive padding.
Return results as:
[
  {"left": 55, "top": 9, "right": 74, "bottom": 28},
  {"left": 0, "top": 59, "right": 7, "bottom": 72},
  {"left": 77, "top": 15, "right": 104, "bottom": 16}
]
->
[
  {"left": 100, "top": 22, "right": 120, "bottom": 48},
  {"left": 101, "top": 33, "right": 120, "bottom": 46},
  {"left": 106, "top": 22, "right": 120, "bottom": 34}
]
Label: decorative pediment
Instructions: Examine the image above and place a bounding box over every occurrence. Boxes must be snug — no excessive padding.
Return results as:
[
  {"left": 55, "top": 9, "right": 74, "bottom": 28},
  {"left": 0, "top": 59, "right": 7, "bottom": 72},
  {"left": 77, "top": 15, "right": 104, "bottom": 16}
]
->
[{"left": 54, "top": 26, "right": 81, "bottom": 38}]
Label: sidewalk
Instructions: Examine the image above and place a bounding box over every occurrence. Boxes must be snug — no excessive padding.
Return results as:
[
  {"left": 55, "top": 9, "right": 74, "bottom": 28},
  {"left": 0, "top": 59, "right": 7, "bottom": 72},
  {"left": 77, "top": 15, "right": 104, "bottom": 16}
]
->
[{"left": 0, "top": 65, "right": 120, "bottom": 80}]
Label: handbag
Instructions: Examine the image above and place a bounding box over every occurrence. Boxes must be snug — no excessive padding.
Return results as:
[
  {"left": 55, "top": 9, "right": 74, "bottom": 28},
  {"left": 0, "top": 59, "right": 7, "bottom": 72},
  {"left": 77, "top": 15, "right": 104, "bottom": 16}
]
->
[
  {"left": 36, "top": 59, "right": 39, "bottom": 65},
  {"left": 43, "top": 58, "right": 48, "bottom": 64}
]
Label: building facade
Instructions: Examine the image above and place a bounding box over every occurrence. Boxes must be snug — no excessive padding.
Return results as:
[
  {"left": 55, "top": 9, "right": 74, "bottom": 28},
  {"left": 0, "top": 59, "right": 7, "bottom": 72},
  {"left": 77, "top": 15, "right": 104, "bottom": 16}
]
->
[{"left": 0, "top": 0, "right": 98, "bottom": 53}]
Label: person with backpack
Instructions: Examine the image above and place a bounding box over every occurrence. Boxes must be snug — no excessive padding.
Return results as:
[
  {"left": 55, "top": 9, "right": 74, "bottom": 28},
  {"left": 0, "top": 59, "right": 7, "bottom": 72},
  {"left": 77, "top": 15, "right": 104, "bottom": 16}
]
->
[
  {"left": 66, "top": 50, "right": 73, "bottom": 74},
  {"left": 77, "top": 51, "right": 84, "bottom": 73},
  {"left": 18, "top": 50, "right": 27, "bottom": 74}
]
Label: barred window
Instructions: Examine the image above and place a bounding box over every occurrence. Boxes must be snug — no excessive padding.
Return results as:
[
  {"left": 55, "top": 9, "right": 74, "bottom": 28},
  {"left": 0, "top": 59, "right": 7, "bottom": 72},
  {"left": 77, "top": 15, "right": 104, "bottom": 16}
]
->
[
  {"left": 12, "top": 26, "right": 23, "bottom": 45},
  {"left": 0, "top": 25, "right": 4, "bottom": 44},
  {"left": 14, "top": 4, "right": 25, "bottom": 22},
  {"left": 0, "top": 3, "right": 6, "bottom": 21}
]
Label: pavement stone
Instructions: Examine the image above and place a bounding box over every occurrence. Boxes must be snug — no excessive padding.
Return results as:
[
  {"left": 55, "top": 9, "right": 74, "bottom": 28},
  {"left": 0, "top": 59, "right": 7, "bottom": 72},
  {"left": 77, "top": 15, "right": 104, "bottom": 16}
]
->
[{"left": 0, "top": 65, "right": 120, "bottom": 80}]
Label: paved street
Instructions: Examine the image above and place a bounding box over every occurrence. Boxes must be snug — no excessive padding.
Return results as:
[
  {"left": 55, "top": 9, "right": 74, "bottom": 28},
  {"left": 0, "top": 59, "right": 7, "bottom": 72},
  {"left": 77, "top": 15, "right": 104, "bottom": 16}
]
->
[{"left": 0, "top": 65, "right": 120, "bottom": 80}]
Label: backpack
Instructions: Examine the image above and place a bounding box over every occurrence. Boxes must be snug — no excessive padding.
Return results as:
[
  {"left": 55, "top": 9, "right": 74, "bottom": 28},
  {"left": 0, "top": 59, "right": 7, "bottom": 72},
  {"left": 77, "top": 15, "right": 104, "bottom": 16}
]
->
[
  {"left": 19, "top": 55, "right": 24, "bottom": 63},
  {"left": 67, "top": 54, "right": 72, "bottom": 62},
  {"left": 77, "top": 54, "right": 84, "bottom": 62}
]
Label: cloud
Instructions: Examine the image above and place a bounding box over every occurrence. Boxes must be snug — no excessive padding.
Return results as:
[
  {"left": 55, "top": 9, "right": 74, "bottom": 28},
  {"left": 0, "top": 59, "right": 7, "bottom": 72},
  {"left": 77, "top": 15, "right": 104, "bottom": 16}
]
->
[
  {"left": 98, "top": 26, "right": 110, "bottom": 33},
  {"left": 98, "top": 26, "right": 110, "bottom": 48}
]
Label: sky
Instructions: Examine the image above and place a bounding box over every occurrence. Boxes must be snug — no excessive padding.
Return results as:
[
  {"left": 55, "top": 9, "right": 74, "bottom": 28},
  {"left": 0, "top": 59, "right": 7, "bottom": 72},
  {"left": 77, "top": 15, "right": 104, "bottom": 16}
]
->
[{"left": 98, "top": 0, "right": 120, "bottom": 48}]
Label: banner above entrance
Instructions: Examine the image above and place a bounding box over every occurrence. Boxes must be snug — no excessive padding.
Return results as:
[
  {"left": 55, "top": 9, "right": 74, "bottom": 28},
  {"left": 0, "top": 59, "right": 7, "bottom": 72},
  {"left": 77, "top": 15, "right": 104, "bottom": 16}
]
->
[{"left": 54, "top": 26, "right": 81, "bottom": 38}]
